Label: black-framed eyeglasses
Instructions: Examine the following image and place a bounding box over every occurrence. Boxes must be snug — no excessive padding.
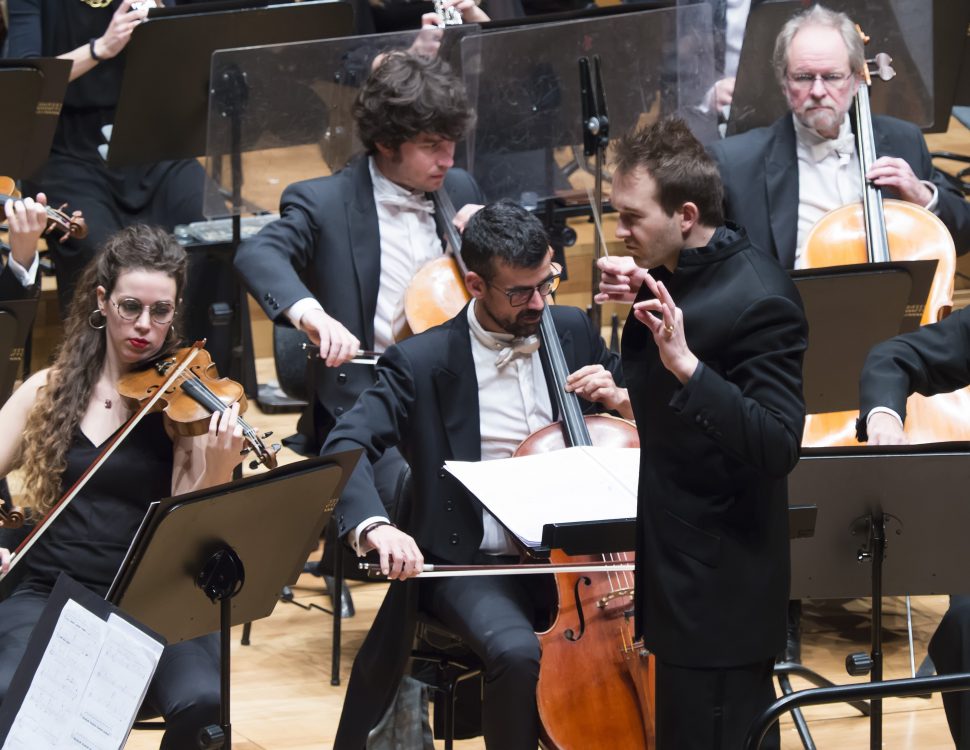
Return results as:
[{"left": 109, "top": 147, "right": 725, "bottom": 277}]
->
[
  {"left": 786, "top": 71, "right": 853, "bottom": 91},
  {"left": 111, "top": 297, "right": 176, "bottom": 325},
  {"left": 490, "top": 263, "right": 562, "bottom": 307}
]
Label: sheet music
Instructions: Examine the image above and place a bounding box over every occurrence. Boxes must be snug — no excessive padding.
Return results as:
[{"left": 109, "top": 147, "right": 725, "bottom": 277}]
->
[
  {"left": 2, "top": 602, "right": 164, "bottom": 750},
  {"left": 445, "top": 446, "right": 639, "bottom": 546}
]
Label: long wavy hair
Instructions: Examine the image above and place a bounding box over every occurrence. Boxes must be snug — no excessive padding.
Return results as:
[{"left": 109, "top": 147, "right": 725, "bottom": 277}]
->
[{"left": 15, "top": 226, "right": 188, "bottom": 517}]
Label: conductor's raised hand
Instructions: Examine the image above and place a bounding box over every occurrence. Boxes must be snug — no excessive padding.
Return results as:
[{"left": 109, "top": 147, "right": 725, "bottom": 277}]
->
[
  {"left": 300, "top": 308, "right": 360, "bottom": 367},
  {"left": 632, "top": 275, "right": 698, "bottom": 384},
  {"left": 595, "top": 255, "right": 648, "bottom": 304},
  {"left": 366, "top": 525, "right": 424, "bottom": 581},
  {"left": 94, "top": 0, "right": 150, "bottom": 60}
]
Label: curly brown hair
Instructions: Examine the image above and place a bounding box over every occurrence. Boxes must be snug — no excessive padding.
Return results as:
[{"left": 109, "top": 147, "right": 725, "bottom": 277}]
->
[
  {"left": 15, "top": 226, "right": 187, "bottom": 517},
  {"left": 353, "top": 50, "right": 474, "bottom": 154}
]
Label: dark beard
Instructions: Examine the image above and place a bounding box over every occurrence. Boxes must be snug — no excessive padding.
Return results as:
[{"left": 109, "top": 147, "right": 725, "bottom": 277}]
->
[{"left": 505, "top": 308, "right": 544, "bottom": 337}]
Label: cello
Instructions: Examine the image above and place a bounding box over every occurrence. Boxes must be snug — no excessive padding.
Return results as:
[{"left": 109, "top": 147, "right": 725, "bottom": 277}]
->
[
  {"left": 801, "top": 29, "right": 970, "bottom": 447},
  {"left": 514, "top": 302, "right": 655, "bottom": 749},
  {"left": 402, "top": 189, "right": 470, "bottom": 335}
]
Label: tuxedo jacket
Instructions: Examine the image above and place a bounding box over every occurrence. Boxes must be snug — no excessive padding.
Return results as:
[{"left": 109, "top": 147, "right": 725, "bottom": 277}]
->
[
  {"left": 0, "top": 264, "right": 38, "bottom": 302},
  {"left": 233, "top": 157, "right": 484, "bottom": 438},
  {"left": 709, "top": 114, "right": 970, "bottom": 270},
  {"left": 857, "top": 305, "right": 970, "bottom": 441},
  {"left": 325, "top": 303, "right": 621, "bottom": 562},
  {"left": 323, "top": 303, "right": 621, "bottom": 748},
  {"left": 622, "top": 226, "right": 807, "bottom": 668}
]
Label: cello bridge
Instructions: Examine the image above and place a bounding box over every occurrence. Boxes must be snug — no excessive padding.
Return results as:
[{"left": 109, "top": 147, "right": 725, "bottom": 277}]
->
[{"left": 597, "top": 587, "right": 634, "bottom": 608}]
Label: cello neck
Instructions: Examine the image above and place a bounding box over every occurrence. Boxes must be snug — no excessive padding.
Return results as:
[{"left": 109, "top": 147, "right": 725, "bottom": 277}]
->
[
  {"left": 432, "top": 190, "right": 469, "bottom": 276},
  {"left": 539, "top": 305, "right": 592, "bottom": 447},
  {"left": 853, "top": 26, "right": 893, "bottom": 264}
]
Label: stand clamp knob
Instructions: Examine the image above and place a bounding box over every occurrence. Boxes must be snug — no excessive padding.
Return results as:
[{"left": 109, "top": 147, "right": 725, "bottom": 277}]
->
[{"left": 845, "top": 651, "right": 874, "bottom": 676}]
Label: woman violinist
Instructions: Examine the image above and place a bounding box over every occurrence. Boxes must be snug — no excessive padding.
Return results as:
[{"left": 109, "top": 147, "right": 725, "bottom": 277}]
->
[{"left": 0, "top": 219, "right": 244, "bottom": 749}]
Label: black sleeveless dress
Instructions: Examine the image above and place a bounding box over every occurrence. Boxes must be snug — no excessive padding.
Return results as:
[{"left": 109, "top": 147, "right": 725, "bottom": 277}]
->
[{"left": 18, "top": 412, "right": 174, "bottom": 598}]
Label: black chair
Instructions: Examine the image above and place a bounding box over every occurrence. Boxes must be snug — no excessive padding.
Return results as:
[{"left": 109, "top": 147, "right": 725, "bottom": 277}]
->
[{"left": 410, "top": 614, "right": 485, "bottom": 750}]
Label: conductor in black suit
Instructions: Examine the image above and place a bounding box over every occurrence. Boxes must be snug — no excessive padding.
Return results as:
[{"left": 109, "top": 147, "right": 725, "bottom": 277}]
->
[
  {"left": 857, "top": 307, "right": 970, "bottom": 748},
  {"left": 709, "top": 4, "right": 970, "bottom": 269},
  {"left": 596, "top": 117, "right": 807, "bottom": 749},
  {"left": 323, "top": 200, "right": 630, "bottom": 749},
  {"left": 235, "top": 51, "right": 484, "bottom": 494}
]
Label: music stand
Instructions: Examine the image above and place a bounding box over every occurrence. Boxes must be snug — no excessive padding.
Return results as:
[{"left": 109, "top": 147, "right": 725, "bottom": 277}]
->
[
  {"left": 0, "top": 300, "right": 39, "bottom": 406},
  {"left": 778, "top": 443, "right": 970, "bottom": 749},
  {"left": 107, "top": 450, "right": 360, "bottom": 749},
  {"left": 929, "top": 0, "right": 970, "bottom": 130},
  {"left": 0, "top": 59, "right": 71, "bottom": 178},
  {"left": 790, "top": 260, "right": 936, "bottom": 413},
  {"left": 108, "top": 0, "right": 354, "bottom": 168}
]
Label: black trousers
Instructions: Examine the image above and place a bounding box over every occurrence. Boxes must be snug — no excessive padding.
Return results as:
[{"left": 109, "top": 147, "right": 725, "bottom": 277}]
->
[
  {"left": 929, "top": 594, "right": 970, "bottom": 749},
  {"left": 0, "top": 588, "right": 220, "bottom": 750},
  {"left": 419, "top": 561, "right": 544, "bottom": 750},
  {"left": 27, "top": 156, "right": 207, "bottom": 315},
  {"left": 655, "top": 657, "right": 780, "bottom": 750}
]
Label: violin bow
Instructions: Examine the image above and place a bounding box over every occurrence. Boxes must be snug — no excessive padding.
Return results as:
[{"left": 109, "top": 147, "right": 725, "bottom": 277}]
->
[{"left": 359, "top": 560, "right": 635, "bottom": 579}]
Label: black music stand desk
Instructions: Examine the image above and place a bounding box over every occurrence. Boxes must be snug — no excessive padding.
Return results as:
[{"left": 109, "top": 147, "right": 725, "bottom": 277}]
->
[
  {"left": 107, "top": 450, "right": 360, "bottom": 749},
  {"left": 791, "top": 260, "right": 935, "bottom": 413},
  {"left": 0, "top": 59, "right": 71, "bottom": 178}
]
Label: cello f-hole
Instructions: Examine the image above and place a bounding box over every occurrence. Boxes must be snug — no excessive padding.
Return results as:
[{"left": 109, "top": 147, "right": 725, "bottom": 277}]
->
[{"left": 563, "top": 575, "right": 592, "bottom": 642}]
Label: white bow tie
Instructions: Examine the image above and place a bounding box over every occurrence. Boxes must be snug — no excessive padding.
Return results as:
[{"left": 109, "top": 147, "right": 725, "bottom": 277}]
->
[
  {"left": 493, "top": 336, "right": 541, "bottom": 368},
  {"left": 810, "top": 132, "right": 856, "bottom": 163},
  {"left": 378, "top": 192, "right": 435, "bottom": 214}
]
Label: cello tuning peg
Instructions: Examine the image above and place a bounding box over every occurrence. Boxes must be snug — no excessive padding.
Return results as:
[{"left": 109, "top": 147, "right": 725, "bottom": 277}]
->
[
  {"left": 261, "top": 431, "right": 273, "bottom": 439},
  {"left": 239, "top": 447, "right": 251, "bottom": 457},
  {"left": 249, "top": 460, "right": 260, "bottom": 470}
]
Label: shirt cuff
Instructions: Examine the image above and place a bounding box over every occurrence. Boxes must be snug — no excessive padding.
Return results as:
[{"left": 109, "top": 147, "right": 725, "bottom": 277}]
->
[
  {"left": 350, "top": 515, "right": 391, "bottom": 556},
  {"left": 866, "top": 406, "right": 903, "bottom": 429},
  {"left": 6, "top": 251, "right": 39, "bottom": 287},
  {"left": 285, "top": 297, "right": 324, "bottom": 329},
  {"left": 922, "top": 180, "right": 939, "bottom": 213}
]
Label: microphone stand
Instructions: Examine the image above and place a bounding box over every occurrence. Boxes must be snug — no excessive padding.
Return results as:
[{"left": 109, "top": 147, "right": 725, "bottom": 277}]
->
[{"left": 578, "top": 55, "right": 610, "bottom": 334}]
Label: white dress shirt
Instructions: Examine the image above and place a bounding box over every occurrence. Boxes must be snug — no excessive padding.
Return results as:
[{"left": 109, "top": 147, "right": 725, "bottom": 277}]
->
[
  {"left": 285, "top": 157, "right": 442, "bottom": 349},
  {"left": 5, "top": 253, "right": 39, "bottom": 287}
]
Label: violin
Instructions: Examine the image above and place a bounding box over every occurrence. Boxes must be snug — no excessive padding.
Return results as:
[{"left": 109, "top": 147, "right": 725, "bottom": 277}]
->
[
  {"left": 402, "top": 190, "right": 470, "bottom": 335},
  {"left": 117, "top": 344, "right": 280, "bottom": 470},
  {"left": 0, "top": 176, "right": 88, "bottom": 242}
]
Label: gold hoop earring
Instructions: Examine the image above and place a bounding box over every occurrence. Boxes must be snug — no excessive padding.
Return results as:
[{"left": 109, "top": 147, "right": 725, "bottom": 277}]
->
[{"left": 88, "top": 309, "right": 107, "bottom": 330}]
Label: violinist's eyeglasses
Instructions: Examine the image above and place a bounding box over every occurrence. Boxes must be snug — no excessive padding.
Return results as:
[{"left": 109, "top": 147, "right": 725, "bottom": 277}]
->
[
  {"left": 786, "top": 71, "right": 853, "bottom": 91},
  {"left": 490, "top": 263, "right": 562, "bottom": 307},
  {"left": 112, "top": 298, "right": 176, "bottom": 325}
]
